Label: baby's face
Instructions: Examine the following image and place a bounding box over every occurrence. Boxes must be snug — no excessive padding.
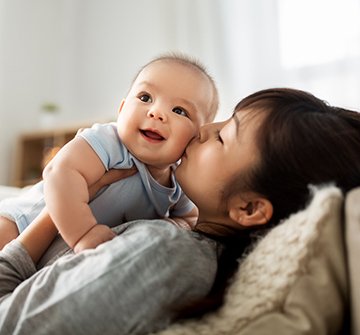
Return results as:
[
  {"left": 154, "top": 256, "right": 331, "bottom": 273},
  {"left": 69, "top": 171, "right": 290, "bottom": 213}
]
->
[{"left": 117, "top": 61, "right": 214, "bottom": 169}]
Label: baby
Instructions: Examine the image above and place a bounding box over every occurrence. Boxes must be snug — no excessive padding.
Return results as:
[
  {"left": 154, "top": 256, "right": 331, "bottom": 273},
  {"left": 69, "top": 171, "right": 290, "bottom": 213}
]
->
[{"left": 0, "top": 53, "right": 218, "bottom": 252}]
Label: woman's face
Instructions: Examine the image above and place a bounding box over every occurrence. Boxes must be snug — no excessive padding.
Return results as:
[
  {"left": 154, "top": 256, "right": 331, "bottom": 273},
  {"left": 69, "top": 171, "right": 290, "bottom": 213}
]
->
[{"left": 175, "top": 109, "right": 262, "bottom": 221}]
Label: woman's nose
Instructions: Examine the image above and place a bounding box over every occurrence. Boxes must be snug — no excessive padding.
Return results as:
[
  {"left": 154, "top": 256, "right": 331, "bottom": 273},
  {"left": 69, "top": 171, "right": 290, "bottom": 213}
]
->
[
  {"left": 198, "top": 122, "right": 221, "bottom": 143},
  {"left": 147, "top": 109, "right": 167, "bottom": 122},
  {"left": 198, "top": 127, "right": 208, "bottom": 143}
]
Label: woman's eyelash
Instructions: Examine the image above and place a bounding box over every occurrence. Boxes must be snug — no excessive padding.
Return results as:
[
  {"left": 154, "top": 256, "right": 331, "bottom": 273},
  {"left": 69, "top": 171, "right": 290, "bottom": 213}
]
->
[{"left": 216, "top": 131, "right": 223, "bottom": 143}]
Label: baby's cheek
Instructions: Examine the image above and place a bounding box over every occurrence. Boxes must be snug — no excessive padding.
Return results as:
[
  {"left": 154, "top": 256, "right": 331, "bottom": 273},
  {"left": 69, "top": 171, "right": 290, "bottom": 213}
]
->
[{"left": 179, "top": 132, "right": 196, "bottom": 149}]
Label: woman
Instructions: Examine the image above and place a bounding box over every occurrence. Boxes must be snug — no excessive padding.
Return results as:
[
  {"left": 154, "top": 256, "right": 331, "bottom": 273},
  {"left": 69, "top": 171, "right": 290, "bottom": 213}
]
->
[{"left": 1, "top": 88, "right": 360, "bottom": 334}]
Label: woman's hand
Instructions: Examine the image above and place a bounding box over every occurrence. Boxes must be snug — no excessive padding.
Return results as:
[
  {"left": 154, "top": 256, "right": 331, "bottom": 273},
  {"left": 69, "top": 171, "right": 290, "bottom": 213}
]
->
[{"left": 88, "top": 167, "right": 138, "bottom": 200}]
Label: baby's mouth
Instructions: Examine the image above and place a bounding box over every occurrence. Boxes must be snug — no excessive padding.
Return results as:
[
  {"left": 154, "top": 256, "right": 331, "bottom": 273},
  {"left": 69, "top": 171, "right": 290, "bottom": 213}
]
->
[{"left": 140, "top": 129, "right": 165, "bottom": 141}]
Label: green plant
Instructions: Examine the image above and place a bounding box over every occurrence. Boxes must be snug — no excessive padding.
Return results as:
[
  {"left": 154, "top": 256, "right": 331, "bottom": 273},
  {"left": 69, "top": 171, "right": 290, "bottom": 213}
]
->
[{"left": 41, "top": 102, "right": 59, "bottom": 113}]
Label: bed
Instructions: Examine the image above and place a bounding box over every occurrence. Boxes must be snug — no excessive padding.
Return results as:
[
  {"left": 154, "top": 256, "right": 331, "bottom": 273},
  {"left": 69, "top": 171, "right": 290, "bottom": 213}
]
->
[
  {"left": 0, "top": 185, "right": 24, "bottom": 201},
  {"left": 1, "top": 185, "right": 359, "bottom": 334}
]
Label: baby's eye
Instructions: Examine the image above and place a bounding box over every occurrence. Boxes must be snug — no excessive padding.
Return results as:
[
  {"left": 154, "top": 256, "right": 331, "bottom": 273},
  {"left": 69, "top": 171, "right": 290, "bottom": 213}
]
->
[
  {"left": 172, "top": 107, "right": 188, "bottom": 117},
  {"left": 139, "top": 94, "right": 152, "bottom": 103}
]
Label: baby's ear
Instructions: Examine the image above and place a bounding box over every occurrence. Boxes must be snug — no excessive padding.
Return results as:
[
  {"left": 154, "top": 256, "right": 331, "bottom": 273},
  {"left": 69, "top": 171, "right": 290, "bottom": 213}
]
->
[
  {"left": 228, "top": 195, "right": 273, "bottom": 227},
  {"left": 118, "top": 99, "right": 125, "bottom": 114}
]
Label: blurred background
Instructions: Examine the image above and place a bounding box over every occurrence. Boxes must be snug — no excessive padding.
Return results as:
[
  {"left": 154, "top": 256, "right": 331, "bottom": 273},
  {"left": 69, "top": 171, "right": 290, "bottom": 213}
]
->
[{"left": 1, "top": 0, "right": 360, "bottom": 186}]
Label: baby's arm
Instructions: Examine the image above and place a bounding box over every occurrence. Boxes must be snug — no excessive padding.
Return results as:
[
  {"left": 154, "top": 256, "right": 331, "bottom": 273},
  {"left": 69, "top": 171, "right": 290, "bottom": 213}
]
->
[
  {"left": 43, "top": 136, "right": 115, "bottom": 252},
  {"left": 18, "top": 168, "right": 139, "bottom": 262}
]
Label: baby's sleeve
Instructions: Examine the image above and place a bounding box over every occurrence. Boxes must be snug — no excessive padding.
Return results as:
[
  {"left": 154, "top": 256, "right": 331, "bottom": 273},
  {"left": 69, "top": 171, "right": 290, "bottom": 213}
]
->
[{"left": 78, "top": 122, "right": 133, "bottom": 170}]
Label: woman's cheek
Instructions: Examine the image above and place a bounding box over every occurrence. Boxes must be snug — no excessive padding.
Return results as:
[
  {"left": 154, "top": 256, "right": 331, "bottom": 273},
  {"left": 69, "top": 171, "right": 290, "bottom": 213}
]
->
[{"left": 197, "top": 146, "right": 218, "bottom": 167}]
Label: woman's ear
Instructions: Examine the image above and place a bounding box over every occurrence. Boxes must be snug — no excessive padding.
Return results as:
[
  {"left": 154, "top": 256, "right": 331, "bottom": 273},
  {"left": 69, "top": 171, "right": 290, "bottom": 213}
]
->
[
  {"left": 228, "top": 195, "right": 273, "bottom": 227},
  {"left": 118, "top": 99, "right": 125, "bottom": 114}
]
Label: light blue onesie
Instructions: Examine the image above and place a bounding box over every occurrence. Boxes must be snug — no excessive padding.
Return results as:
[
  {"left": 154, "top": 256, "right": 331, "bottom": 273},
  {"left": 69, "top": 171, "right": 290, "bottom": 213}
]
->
[{"left": 0, "top": 122, "right": 195, "bottom": 233}]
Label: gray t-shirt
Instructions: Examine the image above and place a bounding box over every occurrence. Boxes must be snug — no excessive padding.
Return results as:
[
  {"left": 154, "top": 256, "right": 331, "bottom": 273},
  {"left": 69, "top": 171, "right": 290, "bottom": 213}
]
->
[{"left": 0, "top": 220, "right": 222, "bottom": 335}]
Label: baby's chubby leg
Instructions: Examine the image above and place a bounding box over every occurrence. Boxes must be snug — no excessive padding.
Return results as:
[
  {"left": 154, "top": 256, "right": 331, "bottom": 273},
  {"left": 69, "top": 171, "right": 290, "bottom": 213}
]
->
[
  {"left": 0, "top": 216, "right": 19, "bottom": 249},
  {"left": 0, "top": 210, "right": 58, "bottom": 264}
]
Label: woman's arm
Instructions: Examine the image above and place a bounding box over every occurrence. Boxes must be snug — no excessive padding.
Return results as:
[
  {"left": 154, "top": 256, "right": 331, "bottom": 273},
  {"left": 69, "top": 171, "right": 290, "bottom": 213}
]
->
[
  {"left": 166, "top": 207, "right": 198, "bottom": 230},
  {"left": 0, "top": 240, "right": 36, "bottom": 300},
  {"left": 0, "top": 220, "right": 218, "bottom": 334},
  {"left": 87, "top": 167, "right": 137, "bottom": 199},
  {"left": 17, "top": 208, "right": 58, "bottom": 264}
]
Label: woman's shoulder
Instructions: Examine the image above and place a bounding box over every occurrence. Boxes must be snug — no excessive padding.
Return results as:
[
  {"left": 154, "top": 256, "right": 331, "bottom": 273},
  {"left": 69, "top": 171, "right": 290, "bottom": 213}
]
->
[{"left": 118, "top": 219, "right": 221, "bottom": 265}]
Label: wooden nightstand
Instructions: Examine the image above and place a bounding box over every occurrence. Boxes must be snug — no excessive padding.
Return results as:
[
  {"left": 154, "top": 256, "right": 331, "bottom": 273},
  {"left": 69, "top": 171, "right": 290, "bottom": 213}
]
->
[{"left": 13, "top": 124, "right": 91, "bottom": 187}]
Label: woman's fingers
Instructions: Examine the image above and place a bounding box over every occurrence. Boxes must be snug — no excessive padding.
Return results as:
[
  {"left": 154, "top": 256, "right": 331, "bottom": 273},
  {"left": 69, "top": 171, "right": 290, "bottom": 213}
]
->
[{"left": 88, "top": 167, "right": 138, "bottom": 200}]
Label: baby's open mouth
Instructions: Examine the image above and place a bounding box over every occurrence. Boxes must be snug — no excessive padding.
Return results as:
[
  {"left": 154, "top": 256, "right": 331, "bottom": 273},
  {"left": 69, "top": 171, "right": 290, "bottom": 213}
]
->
[{"left": 140, "top": 129, "right": 165, "bottom": 141}]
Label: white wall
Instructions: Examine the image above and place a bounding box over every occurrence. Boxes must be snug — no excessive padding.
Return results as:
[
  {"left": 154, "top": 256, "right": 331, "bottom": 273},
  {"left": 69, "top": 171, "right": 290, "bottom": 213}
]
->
[
  {"left": 1, "top": 0, "right": 360, "bottom": 185},
  {"left": 219, "top": 0, "right": 360, "bottom": 111},
  {"left": 0, "top": 0, "right": 226, "bottom": 185}
]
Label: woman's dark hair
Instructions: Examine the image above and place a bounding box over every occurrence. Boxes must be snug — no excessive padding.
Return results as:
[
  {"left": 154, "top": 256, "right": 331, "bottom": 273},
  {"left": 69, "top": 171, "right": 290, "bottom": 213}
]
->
[
  {"left": 225, "top": 87, "right": 360, "bottom": 227},
  {"left": 180, "top": 88, "right": 360, "bottom": 319}
]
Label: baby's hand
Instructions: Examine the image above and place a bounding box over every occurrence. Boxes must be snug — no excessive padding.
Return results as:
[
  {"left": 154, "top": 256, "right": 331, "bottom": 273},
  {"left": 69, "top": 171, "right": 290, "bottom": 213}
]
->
[{"left": 73, "top": 224, "right": 116, "bottom": 253}]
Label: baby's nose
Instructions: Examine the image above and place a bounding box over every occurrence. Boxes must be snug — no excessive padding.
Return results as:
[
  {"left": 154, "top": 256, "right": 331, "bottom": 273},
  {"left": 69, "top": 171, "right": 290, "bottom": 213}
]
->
[{"left": 147, "top": 109, "right": 166, "bottom": 122}]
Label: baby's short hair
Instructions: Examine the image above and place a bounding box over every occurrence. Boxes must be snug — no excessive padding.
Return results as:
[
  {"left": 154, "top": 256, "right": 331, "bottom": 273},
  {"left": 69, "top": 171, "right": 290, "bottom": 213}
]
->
[{"left": 133, "top": 52, "right": 219, "bottom": 123}]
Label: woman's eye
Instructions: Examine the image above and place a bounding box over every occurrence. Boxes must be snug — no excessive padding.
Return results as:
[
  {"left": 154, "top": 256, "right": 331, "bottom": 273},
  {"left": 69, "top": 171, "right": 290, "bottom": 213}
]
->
[
  {"left": 216, "top": 131, "right": 223, "bottom": 144},
  {"left": 172, "top": 107, "right": 188, "bottom": 117},
  {"left": 139, "top": 94, "right": 152, "bottom": 103}
]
